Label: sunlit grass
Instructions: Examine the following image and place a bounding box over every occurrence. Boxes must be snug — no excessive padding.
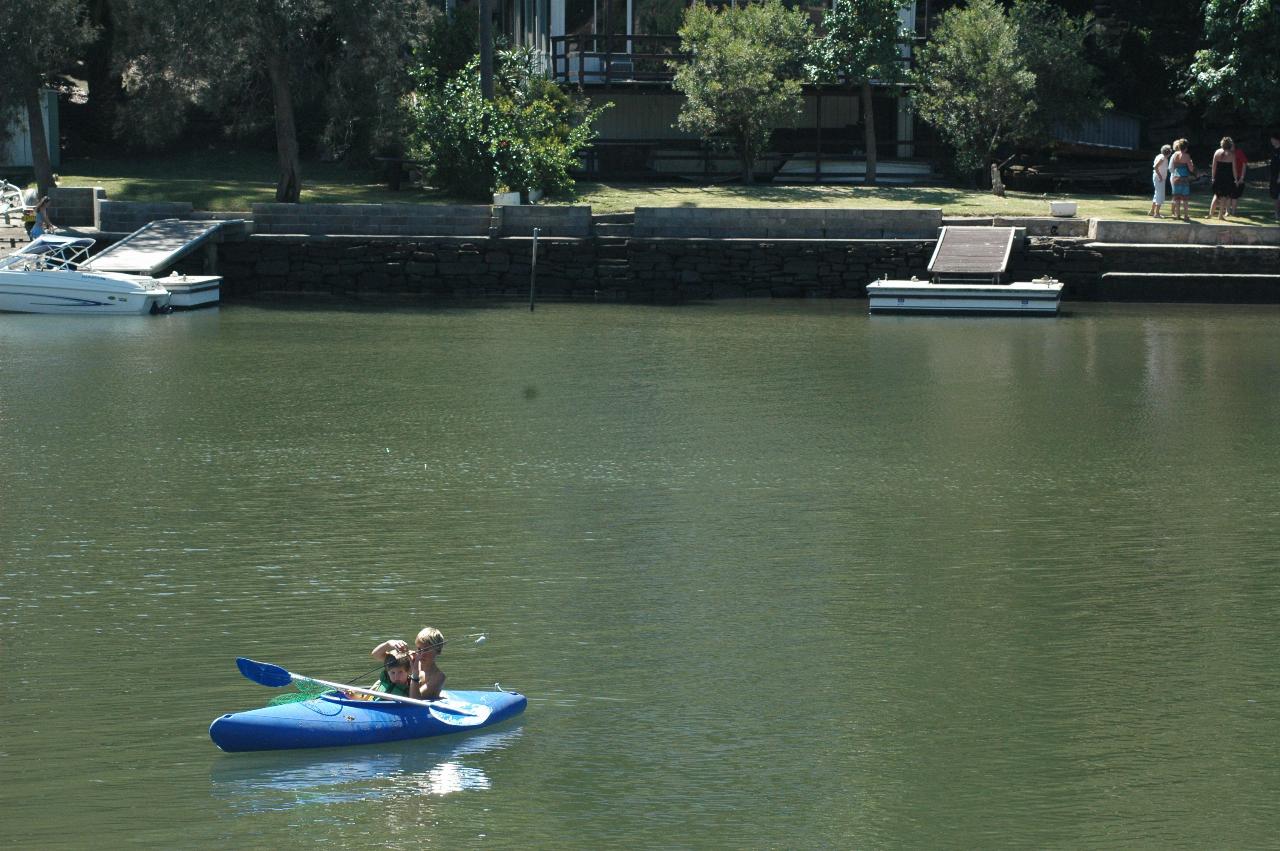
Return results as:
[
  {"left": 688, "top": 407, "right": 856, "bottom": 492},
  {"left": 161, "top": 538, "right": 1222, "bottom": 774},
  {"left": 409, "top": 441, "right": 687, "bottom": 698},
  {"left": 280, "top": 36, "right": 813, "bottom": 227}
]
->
[
  {"left": 50, "top": 151, "right": 1279, "bottom": 225},
  {"left": 569, "top": 181, "right": 1280, "bottom": 224}
]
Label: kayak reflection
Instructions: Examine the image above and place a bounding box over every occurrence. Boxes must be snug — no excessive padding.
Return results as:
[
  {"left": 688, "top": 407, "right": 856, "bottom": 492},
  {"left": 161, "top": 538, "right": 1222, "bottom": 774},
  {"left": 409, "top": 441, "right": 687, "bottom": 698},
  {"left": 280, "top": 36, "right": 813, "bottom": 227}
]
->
[{"left": 210, "top": 727, "right": 523, "bottom": 811}]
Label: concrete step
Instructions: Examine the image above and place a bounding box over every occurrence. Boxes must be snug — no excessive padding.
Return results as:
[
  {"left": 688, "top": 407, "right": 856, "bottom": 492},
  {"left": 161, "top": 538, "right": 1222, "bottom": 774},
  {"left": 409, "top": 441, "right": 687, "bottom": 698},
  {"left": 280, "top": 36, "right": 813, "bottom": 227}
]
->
[
  {"left": 1089, "top": 243, "right": 1280, "bottom": 274},
  {"left": 592, "top": 212, "right": 635, "bottom": 225},
  {"left": 595, "top": 223, "right": 633, "bottom": 238},
  {"left": 1092, "top": 272, "right": 1280, "bottom": 302}
]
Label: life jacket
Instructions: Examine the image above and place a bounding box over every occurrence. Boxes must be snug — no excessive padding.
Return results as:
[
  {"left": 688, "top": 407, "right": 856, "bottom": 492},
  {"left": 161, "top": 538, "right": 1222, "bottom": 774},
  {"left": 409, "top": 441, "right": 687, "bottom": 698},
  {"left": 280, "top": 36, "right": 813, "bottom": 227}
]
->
[{"left": 371, "top": 671, "right": 410, "bottom": 697}]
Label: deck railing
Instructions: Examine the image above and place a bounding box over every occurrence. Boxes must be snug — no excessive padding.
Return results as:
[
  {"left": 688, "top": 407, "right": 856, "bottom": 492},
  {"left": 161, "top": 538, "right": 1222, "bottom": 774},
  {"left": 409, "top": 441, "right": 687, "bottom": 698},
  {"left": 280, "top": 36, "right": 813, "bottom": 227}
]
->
[
  {"left": 551, "top": 34, "right": 687, "bottom": 87},
  {"left": 550, "top": 33, "right": 922, "bottom": 87}
]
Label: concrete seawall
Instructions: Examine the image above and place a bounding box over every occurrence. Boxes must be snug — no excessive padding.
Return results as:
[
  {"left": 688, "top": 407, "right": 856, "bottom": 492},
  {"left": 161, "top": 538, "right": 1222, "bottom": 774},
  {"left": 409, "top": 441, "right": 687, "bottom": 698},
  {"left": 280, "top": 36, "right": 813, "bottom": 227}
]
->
[
  {"left": 221, "top": 234, "right": 1254, "bottom": 303},
  {"left": 68, "top": 199, "right": 1280, "bottom": 304}
]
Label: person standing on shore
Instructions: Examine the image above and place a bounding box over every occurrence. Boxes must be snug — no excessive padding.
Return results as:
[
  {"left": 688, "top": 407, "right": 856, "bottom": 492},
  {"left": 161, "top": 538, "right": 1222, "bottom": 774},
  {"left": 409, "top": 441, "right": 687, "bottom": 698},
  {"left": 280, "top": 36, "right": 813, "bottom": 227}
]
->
[
  {"left": 1151, "top": 144, "right": 1172, "bottom": 217},
  {"left": 29, "top": 197, "right": 55, "bottom": 239},
  {"left": 1209, "top": 137, "right": 1236, "bottom": 220},
  {"left": 1228, "top": 140, "right": 1248, "bottom": 216},
  {"left": 1270, "top": 132, "right": 1280, "bottom": 222},
  {"left": 1169, "top": 139, "right": 1196, "bottom": 221}
]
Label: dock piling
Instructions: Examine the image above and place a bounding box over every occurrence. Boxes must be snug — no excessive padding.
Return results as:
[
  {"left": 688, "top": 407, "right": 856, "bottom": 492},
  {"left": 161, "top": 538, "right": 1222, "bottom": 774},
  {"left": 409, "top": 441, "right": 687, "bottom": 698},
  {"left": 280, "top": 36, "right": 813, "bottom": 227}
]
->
[{"left": 529, "top": 227, "right": 540, "bottom": 311}]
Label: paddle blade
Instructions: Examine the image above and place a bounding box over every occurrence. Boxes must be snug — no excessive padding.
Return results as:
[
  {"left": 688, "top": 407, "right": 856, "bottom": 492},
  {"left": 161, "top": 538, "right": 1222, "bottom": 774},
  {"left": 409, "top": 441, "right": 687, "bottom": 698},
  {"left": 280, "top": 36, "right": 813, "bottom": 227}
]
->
[
  {"left": 429, "top": 702, "right": 492, "bottom": 726},
  {"left": 236, "top": 657, "right": 293, "bottom": 688}
]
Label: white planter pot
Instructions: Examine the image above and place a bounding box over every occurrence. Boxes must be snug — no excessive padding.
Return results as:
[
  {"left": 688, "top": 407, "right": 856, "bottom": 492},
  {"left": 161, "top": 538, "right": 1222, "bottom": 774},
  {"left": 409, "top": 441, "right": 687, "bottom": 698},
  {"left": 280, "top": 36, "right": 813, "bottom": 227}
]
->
[
  {"left": 1050, "top": 201, "right": 1078, "bottom": 217},
  {"left": 493, "top": 191, "right": 521, "bottom": 206}
]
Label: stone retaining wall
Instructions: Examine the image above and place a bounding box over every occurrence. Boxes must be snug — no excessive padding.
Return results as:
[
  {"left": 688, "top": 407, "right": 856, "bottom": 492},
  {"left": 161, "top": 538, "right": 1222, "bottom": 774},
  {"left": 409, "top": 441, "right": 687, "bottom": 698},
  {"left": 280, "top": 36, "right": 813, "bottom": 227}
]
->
[
  {"left": 627, "top": 238, "right": 936, "bottom": 298},
  {"left": 98, "top": 200, "right": 195, "bottom": 233},
  {"left": 1089, "top": 219, "right": 1280, "bottom": 245},
  {"left": 220, "top": 235, "right": 599, "bottom": 300},
  {"left": 496, "top": 205, "right": 592, "bottom": 237},
  {"left": 214, "top": 235, "right": 1280, "bottom": 303},
  {"left": 634, "top": 207, "right": 942, "bottom": 239},
  {"left": 219, "top": 235, "right": 956, "bottom": 301},
  {"left": 251, "top": 203, "right": 492, "bottom": 236},
  {"left": 49, "top": 186, "right": 104, "bottom": 227}
]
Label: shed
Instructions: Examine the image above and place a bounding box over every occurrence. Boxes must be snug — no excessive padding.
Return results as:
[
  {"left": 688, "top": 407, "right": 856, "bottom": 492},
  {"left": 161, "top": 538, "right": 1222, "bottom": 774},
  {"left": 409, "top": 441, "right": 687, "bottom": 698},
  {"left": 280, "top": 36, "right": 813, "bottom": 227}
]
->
[{"left": 1, "top": 91, "right": 60, "bottom": 170}]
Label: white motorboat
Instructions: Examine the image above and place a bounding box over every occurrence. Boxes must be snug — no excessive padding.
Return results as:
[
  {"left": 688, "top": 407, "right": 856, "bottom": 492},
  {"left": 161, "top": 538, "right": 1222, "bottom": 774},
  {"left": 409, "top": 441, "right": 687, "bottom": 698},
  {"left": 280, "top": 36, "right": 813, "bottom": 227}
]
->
[{"left": 0, "top": 235, "right": 172, "bottom": 315}]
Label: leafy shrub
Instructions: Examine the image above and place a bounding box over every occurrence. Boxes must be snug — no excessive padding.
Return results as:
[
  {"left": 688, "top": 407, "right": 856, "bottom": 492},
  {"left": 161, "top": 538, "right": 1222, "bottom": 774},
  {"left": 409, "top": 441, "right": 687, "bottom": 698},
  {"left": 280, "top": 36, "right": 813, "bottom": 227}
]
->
[{"left": 406, "top": 50, "right": 609, "bottom": 200}]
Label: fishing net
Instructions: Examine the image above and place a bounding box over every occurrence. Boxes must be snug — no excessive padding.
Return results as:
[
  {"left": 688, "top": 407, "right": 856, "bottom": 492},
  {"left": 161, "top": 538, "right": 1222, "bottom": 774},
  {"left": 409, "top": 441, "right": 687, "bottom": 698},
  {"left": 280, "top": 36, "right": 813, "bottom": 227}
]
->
[{"left": 267, "top": 677, "right": 333, "bottom": 706}]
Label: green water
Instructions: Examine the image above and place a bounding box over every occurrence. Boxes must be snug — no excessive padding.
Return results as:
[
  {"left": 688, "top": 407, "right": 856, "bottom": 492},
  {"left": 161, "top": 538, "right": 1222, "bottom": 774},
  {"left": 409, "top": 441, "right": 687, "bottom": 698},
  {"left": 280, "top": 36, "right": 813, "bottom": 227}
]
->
[{"left": 2, "top": 301, "right": 1279, "bottom": 848}]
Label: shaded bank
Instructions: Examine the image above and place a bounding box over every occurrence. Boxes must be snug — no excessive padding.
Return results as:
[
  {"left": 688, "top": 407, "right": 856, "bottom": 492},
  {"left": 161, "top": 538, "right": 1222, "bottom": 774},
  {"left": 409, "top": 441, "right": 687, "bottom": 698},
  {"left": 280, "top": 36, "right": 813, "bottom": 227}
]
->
[{"left": 34, "top": 194, "right": 1280, "bottom": 304}]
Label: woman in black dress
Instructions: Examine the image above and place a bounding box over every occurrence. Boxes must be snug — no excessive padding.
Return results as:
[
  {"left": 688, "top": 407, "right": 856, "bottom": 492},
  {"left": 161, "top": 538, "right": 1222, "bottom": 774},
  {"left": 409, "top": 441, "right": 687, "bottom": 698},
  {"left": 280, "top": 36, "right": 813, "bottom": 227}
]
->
[{"left": 1210, "top": 137, "right": 1236, "bottom": 220}]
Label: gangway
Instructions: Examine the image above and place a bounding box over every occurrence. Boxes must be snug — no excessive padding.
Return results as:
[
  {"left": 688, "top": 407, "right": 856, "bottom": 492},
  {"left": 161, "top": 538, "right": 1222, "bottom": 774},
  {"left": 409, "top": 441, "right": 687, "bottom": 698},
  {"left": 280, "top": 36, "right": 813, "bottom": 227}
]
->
[
  {"left": 927, "top": 226, "right": 1017, "bottom": 285},
  {"left": 83, "top": 218, "right": 245, "bottom": 276},
  {"left": 83, "top": 218, "right": 245, "bottom": 309}
]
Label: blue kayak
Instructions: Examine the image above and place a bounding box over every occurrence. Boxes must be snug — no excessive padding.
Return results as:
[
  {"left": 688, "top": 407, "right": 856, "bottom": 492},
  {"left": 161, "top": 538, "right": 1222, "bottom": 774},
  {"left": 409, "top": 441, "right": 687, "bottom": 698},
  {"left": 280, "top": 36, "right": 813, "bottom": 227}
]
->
[{"left": 210, "top": 689, "right": 527, "bottom": 752}]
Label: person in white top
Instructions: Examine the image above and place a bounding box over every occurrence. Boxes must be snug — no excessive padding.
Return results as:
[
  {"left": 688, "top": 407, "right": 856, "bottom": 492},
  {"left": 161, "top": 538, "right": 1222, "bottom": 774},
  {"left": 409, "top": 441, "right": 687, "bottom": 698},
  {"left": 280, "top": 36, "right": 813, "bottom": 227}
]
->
[{"left": 1150, "top": 144, "right": 1172, "bottom": 218}]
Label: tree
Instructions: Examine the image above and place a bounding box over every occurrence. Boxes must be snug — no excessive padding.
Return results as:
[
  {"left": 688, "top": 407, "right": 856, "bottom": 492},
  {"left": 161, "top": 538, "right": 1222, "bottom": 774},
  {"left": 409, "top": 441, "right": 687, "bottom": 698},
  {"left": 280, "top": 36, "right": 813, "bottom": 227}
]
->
[
  {"left": 0, "top": 0, "right": 98, "bottom": 195},
  {"left": 317, "top": 2, "right": 438, "bottom": 163},
  {"left": 911, "top": 0, "right": 1034, "bottom": 182},
  {"left": 1009, "top": 0, "right": 1110, "bottom": 146},
  {"left": 671, "top": 0, "right": 813, "bottom": 184},
  {"left": 1189, "top": 0, "right": 1280, "bottom": 126},
  {"left": 812, "top": 0, "right": 908, "bottom": 186},
  {"left": 112, "top": 0, "right": 436, "bottom": 202}
]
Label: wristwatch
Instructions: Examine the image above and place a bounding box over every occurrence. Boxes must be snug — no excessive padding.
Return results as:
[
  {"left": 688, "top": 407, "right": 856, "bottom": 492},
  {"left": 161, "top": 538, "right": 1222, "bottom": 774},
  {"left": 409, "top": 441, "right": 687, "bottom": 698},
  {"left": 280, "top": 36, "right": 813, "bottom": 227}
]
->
[{"left": 410, "top": 675, "right": 421, "bottom": 682}]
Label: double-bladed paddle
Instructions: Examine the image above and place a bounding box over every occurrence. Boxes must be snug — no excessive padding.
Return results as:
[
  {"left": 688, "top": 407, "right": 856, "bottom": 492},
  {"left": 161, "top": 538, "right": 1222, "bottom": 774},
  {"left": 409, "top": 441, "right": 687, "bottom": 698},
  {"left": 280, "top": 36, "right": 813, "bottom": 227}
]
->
[{"left": 235, "top": 657, "right": 489, "bottom": 723}]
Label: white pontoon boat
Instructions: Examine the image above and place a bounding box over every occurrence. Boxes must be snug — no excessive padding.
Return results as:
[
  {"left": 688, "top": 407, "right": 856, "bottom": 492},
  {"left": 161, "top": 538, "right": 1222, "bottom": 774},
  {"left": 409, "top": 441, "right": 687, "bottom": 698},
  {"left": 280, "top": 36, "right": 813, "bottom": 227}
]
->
[{"left": 0, "top": 235, "right": 172, "bottom": 315}]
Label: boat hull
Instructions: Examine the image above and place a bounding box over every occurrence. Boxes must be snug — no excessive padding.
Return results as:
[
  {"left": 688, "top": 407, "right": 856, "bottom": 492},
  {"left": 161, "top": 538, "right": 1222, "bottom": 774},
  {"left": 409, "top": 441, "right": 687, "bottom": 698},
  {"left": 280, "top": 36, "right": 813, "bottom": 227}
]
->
[
  {"left": 0, "top": 269, "right": 171, "bottom": 315},
  {"left": 163, "top": 275, "right": 221, "bottom": 310},
  {"left": 867, "top": 279, "right": 1064, "bottom": 315},
  {"left": 209, "top": 689, "right": 527, "bottom": 752}
]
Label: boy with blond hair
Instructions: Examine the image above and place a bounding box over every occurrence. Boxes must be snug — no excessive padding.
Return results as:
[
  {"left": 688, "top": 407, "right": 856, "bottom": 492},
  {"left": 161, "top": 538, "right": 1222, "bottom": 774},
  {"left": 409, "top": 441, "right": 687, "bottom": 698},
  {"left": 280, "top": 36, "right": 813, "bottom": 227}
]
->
[{"left": 371, "top": 626, "right": 447, "bottom": 700}]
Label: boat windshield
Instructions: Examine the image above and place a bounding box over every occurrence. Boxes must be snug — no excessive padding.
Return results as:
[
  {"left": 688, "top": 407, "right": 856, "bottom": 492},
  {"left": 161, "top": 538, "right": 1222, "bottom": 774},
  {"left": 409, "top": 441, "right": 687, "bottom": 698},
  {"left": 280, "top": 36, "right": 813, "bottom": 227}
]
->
[{"left": 0, "top": 236, "right": 97, "bottom": 272}]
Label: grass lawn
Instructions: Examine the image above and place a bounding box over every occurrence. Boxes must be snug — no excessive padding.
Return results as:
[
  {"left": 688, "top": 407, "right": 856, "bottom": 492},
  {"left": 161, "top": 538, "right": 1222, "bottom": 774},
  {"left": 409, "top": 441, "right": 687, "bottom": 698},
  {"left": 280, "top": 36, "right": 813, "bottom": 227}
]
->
[{"left": 51, "top": 151, "right": 1280, "bottom": 225}]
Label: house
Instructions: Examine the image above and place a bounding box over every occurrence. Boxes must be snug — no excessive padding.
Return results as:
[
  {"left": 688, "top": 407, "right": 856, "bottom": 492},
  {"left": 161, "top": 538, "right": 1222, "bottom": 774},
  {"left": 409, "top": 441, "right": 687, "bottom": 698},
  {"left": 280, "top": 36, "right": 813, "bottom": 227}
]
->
[
  {"left": 492, "top": 0, "right": 932, "bottom": 182},
  {"left": 1, "top": 91, "right": 60, "bottom": 171}
]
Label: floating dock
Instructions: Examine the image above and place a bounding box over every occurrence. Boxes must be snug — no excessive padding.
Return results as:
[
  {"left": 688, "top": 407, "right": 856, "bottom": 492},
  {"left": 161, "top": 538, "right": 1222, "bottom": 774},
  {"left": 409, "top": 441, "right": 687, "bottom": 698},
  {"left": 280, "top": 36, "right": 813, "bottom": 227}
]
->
[
  {"left": 83, "top": 219, "right": 246, "bottom": 309},
  {"left": 868, "top": 226, "right": 1063, "bottom": 315}
]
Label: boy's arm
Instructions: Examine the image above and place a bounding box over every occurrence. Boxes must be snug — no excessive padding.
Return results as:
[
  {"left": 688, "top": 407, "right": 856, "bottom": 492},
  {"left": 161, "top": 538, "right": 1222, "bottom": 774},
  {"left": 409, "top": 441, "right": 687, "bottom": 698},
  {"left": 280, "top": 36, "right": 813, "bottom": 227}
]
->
[
  {"left": 409, "top": 665, "right": 445, "bottom": 700},
  {"left": 371, "top": 639, "right": 408, "bottom": 659}
]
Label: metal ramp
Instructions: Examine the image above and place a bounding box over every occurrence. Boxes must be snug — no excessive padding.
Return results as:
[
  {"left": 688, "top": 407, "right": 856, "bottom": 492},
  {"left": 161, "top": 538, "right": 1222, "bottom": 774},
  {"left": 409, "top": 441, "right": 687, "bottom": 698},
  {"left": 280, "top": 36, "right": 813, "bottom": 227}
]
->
[
  {"left": 83, "top": 218, "right": 244, "bottom": 276},
  {"left": 927, "top": 226, "right": 1017, "bottom": 285}
]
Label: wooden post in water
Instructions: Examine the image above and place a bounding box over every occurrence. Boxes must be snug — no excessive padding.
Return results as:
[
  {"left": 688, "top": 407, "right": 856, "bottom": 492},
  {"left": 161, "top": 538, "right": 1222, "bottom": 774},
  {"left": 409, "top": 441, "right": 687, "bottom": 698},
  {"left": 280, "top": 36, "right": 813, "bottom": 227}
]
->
[{"left": 529, "top": 227, "right": 540, "bottom": 311}]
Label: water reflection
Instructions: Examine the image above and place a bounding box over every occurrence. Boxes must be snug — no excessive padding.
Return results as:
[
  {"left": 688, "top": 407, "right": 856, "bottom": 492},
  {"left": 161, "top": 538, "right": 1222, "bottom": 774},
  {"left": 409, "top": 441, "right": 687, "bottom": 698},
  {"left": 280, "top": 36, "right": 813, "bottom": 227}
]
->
[{"left": 209, "top": 727, "right": 523, "bottom": 812}]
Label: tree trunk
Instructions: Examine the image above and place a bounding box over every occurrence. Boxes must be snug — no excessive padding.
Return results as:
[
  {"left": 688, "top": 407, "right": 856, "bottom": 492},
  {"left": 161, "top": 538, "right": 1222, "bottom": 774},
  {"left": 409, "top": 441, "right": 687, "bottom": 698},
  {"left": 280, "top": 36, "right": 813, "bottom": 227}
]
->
[
  {"left": 84, "top": 0, "right": 123, "bottom": 149},
  {"left": 741, "top": 147, "right": 755, "bottom": 184},
  {"left": 266, "top": 50, "right": 302, "bottom": 203},
  {"left": 479, "top": 0, "right": 494, "bottom": 100},
  {"left": 25, "top": 89, "right": 56, "bottom": 197},
  {"left": 861, "top": 80, "right": 877, "bottom": 187}
]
